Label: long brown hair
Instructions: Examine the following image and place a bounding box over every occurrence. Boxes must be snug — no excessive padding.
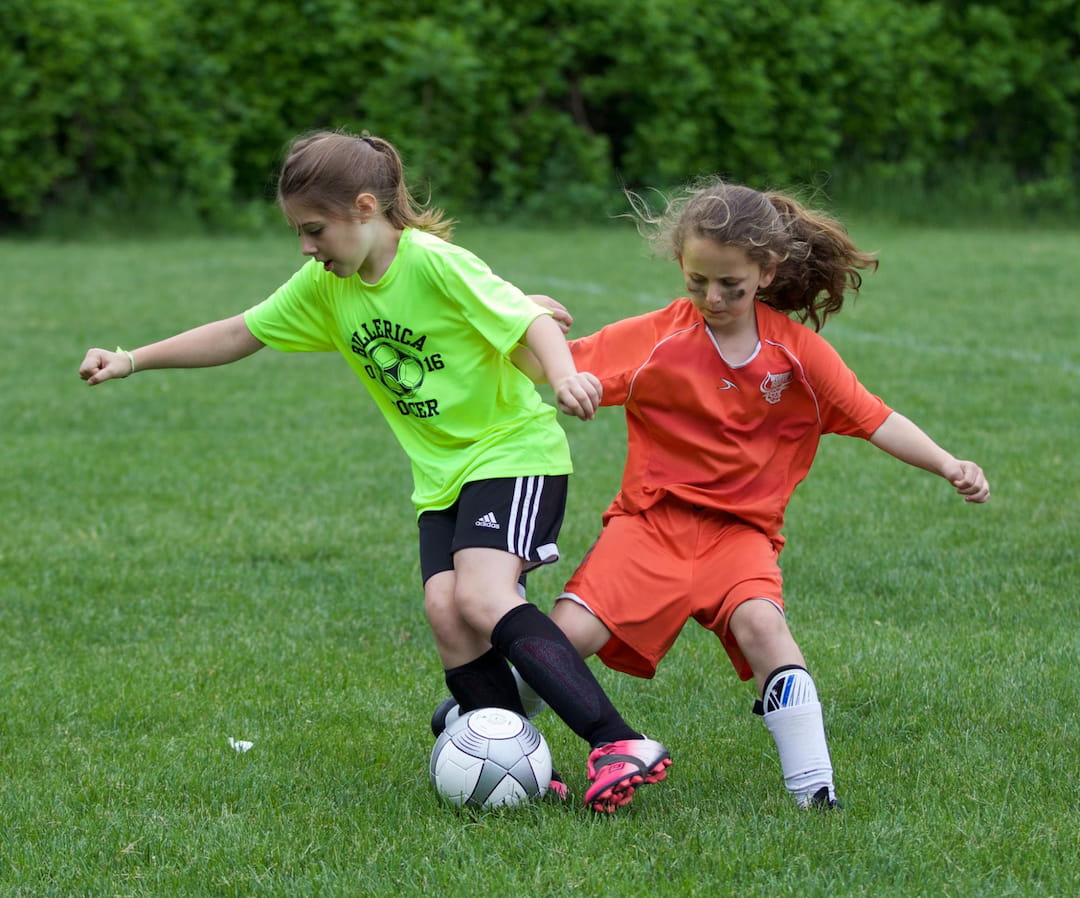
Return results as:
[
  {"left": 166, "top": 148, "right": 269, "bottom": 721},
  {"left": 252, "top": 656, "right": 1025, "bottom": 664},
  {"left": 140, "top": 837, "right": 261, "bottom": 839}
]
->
[
  {"left": 629, "top": 178, "right": 878, "bottom": 330},
  {"left": 276, "top": 130, "right": 454, "bottom": 240}
]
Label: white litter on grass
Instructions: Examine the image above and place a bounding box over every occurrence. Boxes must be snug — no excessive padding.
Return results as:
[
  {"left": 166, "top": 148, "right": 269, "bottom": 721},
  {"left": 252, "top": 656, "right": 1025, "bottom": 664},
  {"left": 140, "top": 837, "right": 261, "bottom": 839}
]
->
[{"left": 228, "top": 737, "right": 254, "bottom": 753}]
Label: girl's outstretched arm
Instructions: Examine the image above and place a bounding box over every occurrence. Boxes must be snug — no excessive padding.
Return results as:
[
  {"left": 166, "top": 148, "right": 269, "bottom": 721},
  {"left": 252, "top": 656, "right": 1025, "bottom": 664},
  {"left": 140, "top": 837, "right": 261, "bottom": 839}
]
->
[
  {"left": 510, "top": 295, "right": 573, "bottom": 383},
  {"left": 79, "top": 314, "right": 265, "bottom": 386},
  {"left": 521, "top": 314, "right": 601, "bottom": 420},
  {"left": 527, "top": 294, "right": 573, "bottom": 333},
  {"left": 869, "top": 411, "right": 990, "bottom": 503}
]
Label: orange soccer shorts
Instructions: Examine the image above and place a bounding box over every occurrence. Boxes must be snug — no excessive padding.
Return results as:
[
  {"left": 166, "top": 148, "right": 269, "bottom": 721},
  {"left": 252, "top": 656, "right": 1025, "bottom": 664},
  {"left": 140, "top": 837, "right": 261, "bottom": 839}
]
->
[{"left": 558, "top": 497, "right": 784, "bottom": 682}]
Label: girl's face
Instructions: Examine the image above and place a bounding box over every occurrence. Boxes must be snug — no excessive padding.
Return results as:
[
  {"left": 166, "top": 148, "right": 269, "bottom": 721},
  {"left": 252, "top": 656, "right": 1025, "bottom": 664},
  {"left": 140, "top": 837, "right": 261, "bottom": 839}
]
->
[
  {"left": 283, "top": 197, "right": 375, "bottom": 279},
  {"left": 678, "top": 236, "right": 776, "bottom": 334}
]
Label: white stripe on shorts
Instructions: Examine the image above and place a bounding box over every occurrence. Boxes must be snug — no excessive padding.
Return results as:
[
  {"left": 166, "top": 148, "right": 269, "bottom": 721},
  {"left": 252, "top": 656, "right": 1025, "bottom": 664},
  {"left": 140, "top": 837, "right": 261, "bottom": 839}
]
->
[{"left": 507, "top": 475, "right": 544, "bottom": 559}]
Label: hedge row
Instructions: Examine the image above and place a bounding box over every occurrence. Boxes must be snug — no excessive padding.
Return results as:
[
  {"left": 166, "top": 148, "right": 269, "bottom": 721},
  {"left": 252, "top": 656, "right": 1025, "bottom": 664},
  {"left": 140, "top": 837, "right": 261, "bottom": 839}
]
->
[{"left": 2, "top": 0, "right": 1078, "bottom": 226}]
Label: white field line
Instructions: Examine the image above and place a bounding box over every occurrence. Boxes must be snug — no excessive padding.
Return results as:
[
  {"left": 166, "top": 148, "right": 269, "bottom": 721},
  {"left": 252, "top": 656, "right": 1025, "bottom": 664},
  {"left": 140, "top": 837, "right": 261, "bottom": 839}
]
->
[
  {"left": 823, "top": 325, "right": 1080, "bottom": 375},
  {"left": 534, "top": 276, "right": 1080, "bottom": 376},
  {"left": 534, "top": 275, "right": 660, "bottom": 306}
]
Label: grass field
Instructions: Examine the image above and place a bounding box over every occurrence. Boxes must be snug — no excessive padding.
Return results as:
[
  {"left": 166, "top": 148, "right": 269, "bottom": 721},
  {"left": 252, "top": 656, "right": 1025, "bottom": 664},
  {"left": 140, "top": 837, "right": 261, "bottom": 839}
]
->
[{"left": 1, "top": 220, "right": 1077, "bottom": 897}]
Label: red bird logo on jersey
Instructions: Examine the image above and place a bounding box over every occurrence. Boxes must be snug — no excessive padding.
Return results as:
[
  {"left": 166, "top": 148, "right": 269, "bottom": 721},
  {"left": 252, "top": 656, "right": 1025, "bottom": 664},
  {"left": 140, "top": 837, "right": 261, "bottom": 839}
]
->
[{"left": 760, "top": 371, "right": 792, "bottom": 404}]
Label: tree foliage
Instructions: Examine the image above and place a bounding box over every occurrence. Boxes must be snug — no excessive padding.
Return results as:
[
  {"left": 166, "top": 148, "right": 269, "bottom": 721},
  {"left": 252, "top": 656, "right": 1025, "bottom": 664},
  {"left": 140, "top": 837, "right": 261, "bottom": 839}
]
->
[{"left": 1, "top": 0, "right": 1077, "bottom": 227}]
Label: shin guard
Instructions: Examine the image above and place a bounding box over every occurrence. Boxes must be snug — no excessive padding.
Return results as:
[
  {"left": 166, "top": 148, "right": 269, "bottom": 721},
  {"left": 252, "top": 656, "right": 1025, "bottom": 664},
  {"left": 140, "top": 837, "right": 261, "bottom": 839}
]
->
[{"left": 760, "top": 665, "right": 836, "bottom": 807}]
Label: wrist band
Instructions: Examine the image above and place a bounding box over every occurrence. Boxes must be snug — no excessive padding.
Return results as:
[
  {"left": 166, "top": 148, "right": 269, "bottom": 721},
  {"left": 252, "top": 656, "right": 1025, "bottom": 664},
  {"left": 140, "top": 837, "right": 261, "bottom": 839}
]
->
[{"left": 116, "top": 346, "right": 136, "bottom": 374}]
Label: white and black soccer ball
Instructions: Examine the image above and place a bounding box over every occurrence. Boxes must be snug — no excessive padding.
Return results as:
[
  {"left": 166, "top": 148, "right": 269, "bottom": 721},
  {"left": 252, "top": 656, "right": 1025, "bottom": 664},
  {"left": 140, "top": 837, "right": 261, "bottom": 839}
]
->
[{"left": 430, "top": 707, "right": 552, "bottom": 808}]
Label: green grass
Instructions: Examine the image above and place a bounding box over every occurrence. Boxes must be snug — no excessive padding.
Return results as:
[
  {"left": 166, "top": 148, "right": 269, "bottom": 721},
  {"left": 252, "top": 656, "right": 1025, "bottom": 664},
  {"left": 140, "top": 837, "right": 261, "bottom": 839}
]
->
[{"left": 1, "top": 221, "right": 1077, "bottom": 897}]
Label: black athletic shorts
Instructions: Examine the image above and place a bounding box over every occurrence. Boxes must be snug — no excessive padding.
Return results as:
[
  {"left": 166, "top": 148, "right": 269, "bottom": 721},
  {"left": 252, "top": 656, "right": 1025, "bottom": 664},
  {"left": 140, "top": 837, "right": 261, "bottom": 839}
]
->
[{"left": 417, "top": 475, "right": 568, "bottom": 584}]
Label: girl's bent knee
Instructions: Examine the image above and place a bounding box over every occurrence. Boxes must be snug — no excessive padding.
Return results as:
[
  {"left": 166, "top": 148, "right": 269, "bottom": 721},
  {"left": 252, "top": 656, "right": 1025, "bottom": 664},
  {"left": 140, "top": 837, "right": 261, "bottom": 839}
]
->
[
  {"left": 423, "top": 573, "right": 457, "bottom": 621},
  {"left": 730, "top": 598, "right": 799, "bottom": 656}
]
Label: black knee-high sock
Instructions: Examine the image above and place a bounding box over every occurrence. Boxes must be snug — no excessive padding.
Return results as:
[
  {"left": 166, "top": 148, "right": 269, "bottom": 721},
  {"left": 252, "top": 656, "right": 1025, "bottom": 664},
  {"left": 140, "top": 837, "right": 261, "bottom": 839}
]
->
[
  {"left": 444, "top": 648, "right": 527, "bottom": 716},
  {"left": 490, "top": 603, "right": 641, "bottom": 747}
]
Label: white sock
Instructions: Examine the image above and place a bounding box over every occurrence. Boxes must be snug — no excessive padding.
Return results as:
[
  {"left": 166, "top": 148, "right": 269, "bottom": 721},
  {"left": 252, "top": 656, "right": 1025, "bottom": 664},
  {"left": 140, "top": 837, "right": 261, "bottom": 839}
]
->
[
  {"left": 512, "top": 666, "right": 548, "bottom": 719},
  {"left": 761, "top": 667, "right": 836, "bottom": 806}
]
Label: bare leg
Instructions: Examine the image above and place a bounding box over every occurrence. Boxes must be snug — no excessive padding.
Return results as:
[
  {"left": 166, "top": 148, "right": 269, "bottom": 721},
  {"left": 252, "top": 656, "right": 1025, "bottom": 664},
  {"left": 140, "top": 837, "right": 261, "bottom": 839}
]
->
[
  {"left": 550, "top": 597, "right": 613, "bottom": 658},
  {"left": 452, "top": 547, "right": 528, "bottom": 633},
  {"left": 728, "top": 598, "right": 805, "bottom": 692},
  {"left": 423, "top": 569, "right": 491, "bottom": 668}
]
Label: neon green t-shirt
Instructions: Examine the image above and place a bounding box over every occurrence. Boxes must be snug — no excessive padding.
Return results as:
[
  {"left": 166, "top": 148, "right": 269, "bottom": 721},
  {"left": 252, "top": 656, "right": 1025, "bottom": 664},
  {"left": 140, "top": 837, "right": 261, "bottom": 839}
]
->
[{"left": 243, "top": 228, "right": 572, "bottom": 515}]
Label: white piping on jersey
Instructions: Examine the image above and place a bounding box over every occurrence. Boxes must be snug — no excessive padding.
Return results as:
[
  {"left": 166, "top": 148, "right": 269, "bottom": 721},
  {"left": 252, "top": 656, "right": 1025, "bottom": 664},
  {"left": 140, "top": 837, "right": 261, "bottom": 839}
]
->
[
  {"left": 508, "top": 475, "right": 544, "bottom": 558},
  {"left": 704, "top": 326, "right": 762, "bottom": 368},
  {"left": 764, "top": 338, "right": 821, "bottom": 426},
  {"left": 625, "top": 323, "right": 703, "bottom": 403}
]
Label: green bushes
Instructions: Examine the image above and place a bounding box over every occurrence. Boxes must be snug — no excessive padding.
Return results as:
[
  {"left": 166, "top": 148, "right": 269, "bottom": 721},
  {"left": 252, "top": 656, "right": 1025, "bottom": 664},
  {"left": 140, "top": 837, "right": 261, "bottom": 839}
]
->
[
  {"left": 2, "top": 0, "right": 229, "bottom": 221},
  {"left": 2, "top": 0, "right": 1077, "bottom": 228}
]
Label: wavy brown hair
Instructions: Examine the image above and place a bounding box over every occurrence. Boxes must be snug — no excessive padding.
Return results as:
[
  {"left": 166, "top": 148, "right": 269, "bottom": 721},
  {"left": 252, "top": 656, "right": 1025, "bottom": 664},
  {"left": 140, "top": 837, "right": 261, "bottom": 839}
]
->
[
  {"left": 276, "top": 130, "right": 454, "bottom": 240},
  {"left": 629, "top": 178, "right": 878, "bottom": 330}
]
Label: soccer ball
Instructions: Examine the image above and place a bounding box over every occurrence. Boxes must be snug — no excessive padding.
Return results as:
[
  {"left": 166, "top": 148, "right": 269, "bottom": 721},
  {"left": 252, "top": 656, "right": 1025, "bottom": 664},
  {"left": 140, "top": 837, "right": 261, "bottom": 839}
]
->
[{"left": 430, "top": 707, "right": 552, "bottom": 808}]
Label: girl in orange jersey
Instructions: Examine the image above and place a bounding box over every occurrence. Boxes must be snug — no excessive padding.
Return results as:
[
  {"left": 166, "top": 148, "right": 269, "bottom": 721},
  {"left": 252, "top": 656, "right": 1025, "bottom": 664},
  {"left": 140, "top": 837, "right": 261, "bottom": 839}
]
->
[{"left": 529, "top": 178, "right": 990, "bottom": 809}]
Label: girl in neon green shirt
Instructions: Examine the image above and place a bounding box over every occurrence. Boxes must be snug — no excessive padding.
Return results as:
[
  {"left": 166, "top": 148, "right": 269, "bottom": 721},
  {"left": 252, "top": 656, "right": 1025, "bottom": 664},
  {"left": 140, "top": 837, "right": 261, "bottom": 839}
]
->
[{"left": 80, "top": 130, "right": 671, "bottom": 812}]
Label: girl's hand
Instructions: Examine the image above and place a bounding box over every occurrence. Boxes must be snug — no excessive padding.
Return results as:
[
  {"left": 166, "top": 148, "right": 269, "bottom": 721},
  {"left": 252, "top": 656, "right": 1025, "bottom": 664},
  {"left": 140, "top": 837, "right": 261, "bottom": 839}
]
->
[
  {"left": 553, "top": 371, "right": 602, "bottom": 420},
  {"left": 528, "top": 294, "right": 573, "bottom": 334},
  {"left": 79, "top": 348, "right": 132, "bottom": 386},
  {"left": 945, "top": 459, "right": 990, "bottom": 503}
]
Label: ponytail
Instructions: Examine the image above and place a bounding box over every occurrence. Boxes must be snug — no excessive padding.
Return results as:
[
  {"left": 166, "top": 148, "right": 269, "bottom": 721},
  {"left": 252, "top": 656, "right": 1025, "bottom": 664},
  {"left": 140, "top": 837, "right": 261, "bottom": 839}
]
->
[
  {"left": 629, "top": 177, "right": 877, "bottom": 330},
  {"left": 277, "top": 130, "right": 455, "bottom": 240},
  {"left": 763, "top": 193, "right": 878, "bottom": 331}
]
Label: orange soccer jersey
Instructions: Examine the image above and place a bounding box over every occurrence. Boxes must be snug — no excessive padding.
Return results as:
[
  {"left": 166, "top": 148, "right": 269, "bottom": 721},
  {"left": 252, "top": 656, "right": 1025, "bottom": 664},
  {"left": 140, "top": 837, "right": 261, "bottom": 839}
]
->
[
  {"left": 564, "top": 299, "right": 893, "bottom": 680},
  {"left": 570, "top": 298, "right": 893, "bottom": 550}
]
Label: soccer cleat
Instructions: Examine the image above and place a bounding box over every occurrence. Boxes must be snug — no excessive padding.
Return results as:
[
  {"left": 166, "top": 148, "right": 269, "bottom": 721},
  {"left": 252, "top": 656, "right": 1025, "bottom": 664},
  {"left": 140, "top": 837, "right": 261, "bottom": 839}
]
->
[
  {"left": 546, "top": 769, "right": 569, "bottom": 802},
  {"left": 430, "top": 679, "right": 545, "bottom": 738},
  {"left": 584, "top": 738, "right": 671, "bottom": 813},
  {"left": 430, "top": 696, "right": 461, "bottom": 737},
  {"left": 804, "top": 786, "right": 841, "bottom": 810}
]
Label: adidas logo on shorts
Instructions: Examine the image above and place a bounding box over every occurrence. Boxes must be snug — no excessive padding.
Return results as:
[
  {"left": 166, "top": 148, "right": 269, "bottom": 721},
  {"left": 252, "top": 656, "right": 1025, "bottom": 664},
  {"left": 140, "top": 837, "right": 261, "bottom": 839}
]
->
[{"left": 474, "top": 511, "right": 500, "bottom": 530}]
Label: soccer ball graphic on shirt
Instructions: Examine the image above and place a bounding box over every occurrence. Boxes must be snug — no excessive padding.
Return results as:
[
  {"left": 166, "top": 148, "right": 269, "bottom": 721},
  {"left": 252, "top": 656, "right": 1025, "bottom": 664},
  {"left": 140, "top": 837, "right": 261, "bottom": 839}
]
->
[
  {"left": 430, "top": 708, "right": 552, "bottom": 808},
  {"left": 367, "top": 339, "right": 425, "bottom": 397}
]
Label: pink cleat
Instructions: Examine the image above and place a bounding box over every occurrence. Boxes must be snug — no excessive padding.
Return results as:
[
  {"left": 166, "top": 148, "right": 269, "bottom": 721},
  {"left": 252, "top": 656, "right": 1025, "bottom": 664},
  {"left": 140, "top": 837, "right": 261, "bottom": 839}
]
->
[
  {"left": 584, "top": 739, "right": 671, "bottom": 813},
  {"left": 546, "top": 770, "right": 569, "bottom": 802}
]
